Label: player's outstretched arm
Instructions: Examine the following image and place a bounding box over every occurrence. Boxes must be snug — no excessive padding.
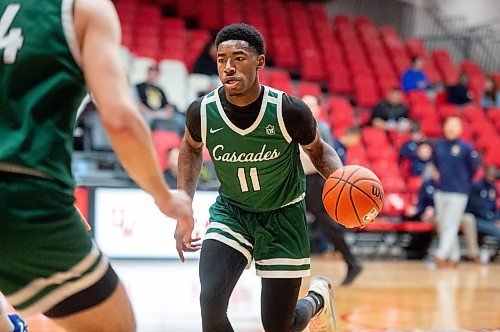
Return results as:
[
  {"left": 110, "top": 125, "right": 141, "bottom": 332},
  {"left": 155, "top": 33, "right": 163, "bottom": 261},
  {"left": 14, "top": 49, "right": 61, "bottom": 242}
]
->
[
  {"left": 178, "top": 128, "right": 204, "bottom": 199},
  {"left": 302, "top": 130, "right": 343, "bottom": 179},
  {"left": 75, "top": 0, "right": 196, "bottom": 259}
]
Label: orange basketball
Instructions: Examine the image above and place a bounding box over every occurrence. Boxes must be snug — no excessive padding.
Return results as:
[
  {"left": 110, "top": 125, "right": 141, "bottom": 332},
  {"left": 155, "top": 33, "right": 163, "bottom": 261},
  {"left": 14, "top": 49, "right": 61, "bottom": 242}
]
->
[{"left": 322, "top": 165, "right": 384, "bottom": 228}]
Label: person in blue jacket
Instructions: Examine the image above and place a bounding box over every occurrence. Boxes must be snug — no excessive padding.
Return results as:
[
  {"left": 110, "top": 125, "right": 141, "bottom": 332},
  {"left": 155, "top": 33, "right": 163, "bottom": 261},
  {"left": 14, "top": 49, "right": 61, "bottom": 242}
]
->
[
  {"left": 401, "top": 56, "right": 431, "bottom": 93},
  {"left": 431, "top": 117, "right": 480, "bottom": 266}
]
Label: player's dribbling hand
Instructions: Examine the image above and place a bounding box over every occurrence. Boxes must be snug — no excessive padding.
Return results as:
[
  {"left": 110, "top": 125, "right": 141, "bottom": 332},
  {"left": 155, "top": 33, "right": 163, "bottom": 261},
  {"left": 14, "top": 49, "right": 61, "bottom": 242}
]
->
[
  {"left": 174, "top": 219, "right": 202, "bottom": 262},
  {"left": 155, "top": 190, "right": 201, "bottom": 261}
]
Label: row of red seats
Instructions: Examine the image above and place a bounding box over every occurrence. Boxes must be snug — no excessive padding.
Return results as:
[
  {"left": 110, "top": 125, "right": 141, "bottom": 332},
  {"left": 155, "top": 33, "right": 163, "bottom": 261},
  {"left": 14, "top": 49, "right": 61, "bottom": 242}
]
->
[{"left": 115, "top": 0, "right": 495, "bottom": 104}]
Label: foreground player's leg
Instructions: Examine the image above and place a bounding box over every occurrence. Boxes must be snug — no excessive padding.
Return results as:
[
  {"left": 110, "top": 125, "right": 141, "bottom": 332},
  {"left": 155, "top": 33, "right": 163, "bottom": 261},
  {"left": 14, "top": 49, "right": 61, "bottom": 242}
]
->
[
  {"left": 0, "top": 306, "right": 26, "bottom": 332},
  {"left": 0, "top": 306, "right": 13, "bottom": 332},
  {"left": 199, "top": 240, "right": 247, "bottom": 332},
  {"left": 50, "top": 280, "right": 135, "bottom": 332}
]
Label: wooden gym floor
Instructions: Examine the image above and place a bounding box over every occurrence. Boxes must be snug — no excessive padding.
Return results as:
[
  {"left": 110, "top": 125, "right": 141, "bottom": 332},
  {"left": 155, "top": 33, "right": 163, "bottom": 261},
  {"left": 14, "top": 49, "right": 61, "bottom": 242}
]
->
[{"left": 7, "top": 257, "right": 500, "bottom": 331}]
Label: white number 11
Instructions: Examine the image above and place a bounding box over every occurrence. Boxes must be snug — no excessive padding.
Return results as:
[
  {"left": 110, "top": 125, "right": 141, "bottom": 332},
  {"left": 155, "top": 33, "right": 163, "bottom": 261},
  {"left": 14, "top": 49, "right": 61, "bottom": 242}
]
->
[
  {"left": 0, "top": 4, "right": 24, "bottom": 64},
  {"left": 237, "top": 167, "right": 261, "bottom": 192}
]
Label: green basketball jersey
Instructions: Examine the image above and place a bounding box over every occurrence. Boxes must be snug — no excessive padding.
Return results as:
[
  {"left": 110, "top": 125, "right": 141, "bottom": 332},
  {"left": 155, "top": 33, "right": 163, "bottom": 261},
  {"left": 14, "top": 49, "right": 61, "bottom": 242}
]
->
[
  {"left": 202, "top": 86, "right": 305, "bottom": 212},
  {"left": 0, "top": 0, "right": 86, "bottom": 189}
]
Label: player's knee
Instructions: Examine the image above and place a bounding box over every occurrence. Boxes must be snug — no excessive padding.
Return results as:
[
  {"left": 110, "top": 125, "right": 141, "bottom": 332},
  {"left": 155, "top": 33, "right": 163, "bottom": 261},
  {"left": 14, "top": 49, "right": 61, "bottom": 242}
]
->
[{"left": 200, "top": 288, "right": 227, "bottom": 317}]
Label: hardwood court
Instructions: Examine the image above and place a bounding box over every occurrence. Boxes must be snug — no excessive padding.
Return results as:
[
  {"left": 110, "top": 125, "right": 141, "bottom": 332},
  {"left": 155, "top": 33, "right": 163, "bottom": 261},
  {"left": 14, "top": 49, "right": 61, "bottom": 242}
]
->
[{"left": 15, "top": 258, "right": 500, "bottom": 331}]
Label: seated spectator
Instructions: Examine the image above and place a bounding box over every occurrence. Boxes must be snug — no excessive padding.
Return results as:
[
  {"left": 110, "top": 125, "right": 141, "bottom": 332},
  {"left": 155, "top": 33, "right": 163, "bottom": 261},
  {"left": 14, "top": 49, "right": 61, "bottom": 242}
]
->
[
  {"left": 136, "top": 64, "right": 171, "bottom": 115},
  {"left": 371, "top": 88, "right": 411, "bottom": 132},
  {"left": 465, "top": 165, "right": 499, "bottom": 241},
  {"left": 409, "top": 142, "right": 433, "bottom": 177},
  {"left": 413, "top": 172, "right": 438, "bottom": 222},
  {"left": 482, "top": 76, "right": 500, "bottom": 108},
  {"left": 400, "top": 124, "right": 426, "bottom": 159},
  {"left": 401, "top": 56, "right": 431, "bottom": 93},
  {"left": 446, "top": 72, "right": 472, "bottom": 105},
  {"left": 193, "top": 41, "right": 218, "bottom": 76},
  {"left": 136, "top": 65, "right": 185, "bottom": 135},
  {"left": 163, "top": 147, "right": 180, "bottom": 188},
  {"left": 333, "top": 127, "right": 362, "bottom": 164}
]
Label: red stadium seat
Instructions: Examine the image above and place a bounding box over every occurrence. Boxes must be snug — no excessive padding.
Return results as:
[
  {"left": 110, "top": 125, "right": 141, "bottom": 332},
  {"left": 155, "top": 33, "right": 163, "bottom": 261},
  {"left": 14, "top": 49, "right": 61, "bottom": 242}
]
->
[
  {"left": 406, "top": 37, "right": 426, "bottom": 57},
  {"left": 362, "top": 127, "right": 389, "bottom": 147},
  {"left": 420, "top": 114, "right": 442, "bottom": 138},
  {"left": 438, "top": 104, "right": 461, "bottom": 120},
  {"left": 298, "top": 81, "right": 322, "bottom": 98},
  {"left": 381, "top": 174, "right": 407, "bottom": 193}
]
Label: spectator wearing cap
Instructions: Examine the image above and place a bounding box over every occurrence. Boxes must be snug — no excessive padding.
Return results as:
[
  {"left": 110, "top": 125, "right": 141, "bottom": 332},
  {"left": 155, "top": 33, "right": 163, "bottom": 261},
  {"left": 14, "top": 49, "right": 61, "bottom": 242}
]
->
[{"left": 431, "top": 117, "right": 480, "bottom": 266}]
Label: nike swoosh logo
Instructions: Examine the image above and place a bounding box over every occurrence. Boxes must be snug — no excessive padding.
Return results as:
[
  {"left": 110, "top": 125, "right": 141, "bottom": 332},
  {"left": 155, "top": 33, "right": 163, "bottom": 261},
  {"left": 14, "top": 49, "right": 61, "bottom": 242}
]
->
[{"left": 210, "top": 127, "right": 224, "bottom": 133}]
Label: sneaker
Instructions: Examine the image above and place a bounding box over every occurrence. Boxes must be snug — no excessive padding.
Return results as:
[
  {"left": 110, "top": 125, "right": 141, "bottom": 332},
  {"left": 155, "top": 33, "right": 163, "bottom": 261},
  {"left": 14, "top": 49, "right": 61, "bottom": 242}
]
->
[
  {"left": 308, "top": 276, "right": 336, "bottom": 332},
  {"left": 8, "top": 314, "right": 27, "bottom": 332},
  {"left": 341, "top": 263, "right": 363, "bottom": 286}
]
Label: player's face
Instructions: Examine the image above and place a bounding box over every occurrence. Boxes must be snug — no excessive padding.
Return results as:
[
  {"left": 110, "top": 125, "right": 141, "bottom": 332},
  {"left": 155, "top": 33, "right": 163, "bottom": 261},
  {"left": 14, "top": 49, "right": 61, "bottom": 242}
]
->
[{"left": 217, "top": 40, "right": 264, "bottom": 96}]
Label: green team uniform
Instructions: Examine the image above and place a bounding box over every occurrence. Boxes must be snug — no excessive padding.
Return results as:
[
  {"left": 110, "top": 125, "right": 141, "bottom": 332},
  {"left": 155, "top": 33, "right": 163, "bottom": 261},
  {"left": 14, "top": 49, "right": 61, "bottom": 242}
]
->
[
  {"left": 0, "top": 0, "right": 109, "bottom": 316},
  {"left": 202, "top": 86, "right": 310, "bottom": 278}
]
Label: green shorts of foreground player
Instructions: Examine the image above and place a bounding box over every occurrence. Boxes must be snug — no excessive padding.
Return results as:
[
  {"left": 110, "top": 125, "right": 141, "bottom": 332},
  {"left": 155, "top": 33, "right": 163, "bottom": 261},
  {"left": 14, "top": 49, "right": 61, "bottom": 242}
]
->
[{"left": 0, "top": 173, "right": 110, "bottom": 317}]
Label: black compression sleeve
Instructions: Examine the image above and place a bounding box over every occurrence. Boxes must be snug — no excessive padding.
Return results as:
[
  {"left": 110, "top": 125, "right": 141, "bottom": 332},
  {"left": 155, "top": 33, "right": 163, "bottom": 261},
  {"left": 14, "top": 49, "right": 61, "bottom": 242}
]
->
[
  {"left": 282, "top": 95, "right": 317, "bottom": 145},
  {"left": 186, "top": 97, "right": 203, "bottom": 142}
]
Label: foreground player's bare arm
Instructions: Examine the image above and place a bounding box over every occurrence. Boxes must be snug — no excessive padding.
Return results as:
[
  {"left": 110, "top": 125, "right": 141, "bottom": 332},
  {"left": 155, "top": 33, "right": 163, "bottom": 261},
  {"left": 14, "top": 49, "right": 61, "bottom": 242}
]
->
[
  {"left": 178, "top": 129, "right": 204, "bottom": 199},
  {"left": 75, "top": 0, "right": 196, "bottom": 260},
  {"left": 302, "top": 130, "right": 343, "bottom": 179}
]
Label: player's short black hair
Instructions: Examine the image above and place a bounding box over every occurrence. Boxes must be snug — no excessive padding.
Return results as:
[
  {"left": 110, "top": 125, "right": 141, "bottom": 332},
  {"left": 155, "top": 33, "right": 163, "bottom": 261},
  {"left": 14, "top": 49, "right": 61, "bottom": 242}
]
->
[{"left": 215, "top": 24, "right": 265, "bottom": 55}]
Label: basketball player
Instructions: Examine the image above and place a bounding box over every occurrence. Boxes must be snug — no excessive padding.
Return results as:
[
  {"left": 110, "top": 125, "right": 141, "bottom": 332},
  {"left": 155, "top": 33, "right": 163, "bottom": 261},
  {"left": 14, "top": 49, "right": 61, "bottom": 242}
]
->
[
  {"left": 0, "top": 0, "right": 197, "bottom": 331},
  {"left": 179, "top": 24, "right": 342, "bottom": 331}
]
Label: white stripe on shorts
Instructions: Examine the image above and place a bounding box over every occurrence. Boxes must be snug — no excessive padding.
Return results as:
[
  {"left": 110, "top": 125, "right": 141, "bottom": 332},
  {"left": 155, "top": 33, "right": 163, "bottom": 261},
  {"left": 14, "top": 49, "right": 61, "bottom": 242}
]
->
[
  {"left": 204, "top": 233, "right": 252, "bottom": 269},
  {"left": 8, "top": 242, "right": 101, "bottom": 306},
  {"left": 257, "top": 269, "right": 311, "bottom": 278},
  {"left": 256, "top": 258, "right": 311, "bottom": 266},
  {"left": 16, "top": 255, "right": 109, "bottom": 317},
  {"left": 208, "top": 222, "right": 253, "bottom": 249}
]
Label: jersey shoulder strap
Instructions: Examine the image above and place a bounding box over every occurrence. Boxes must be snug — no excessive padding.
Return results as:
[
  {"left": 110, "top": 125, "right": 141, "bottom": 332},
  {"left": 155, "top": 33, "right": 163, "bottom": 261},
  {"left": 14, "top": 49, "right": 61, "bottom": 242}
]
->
[{"left": 263, "top": 85, "right": 291, "bottom": 143}]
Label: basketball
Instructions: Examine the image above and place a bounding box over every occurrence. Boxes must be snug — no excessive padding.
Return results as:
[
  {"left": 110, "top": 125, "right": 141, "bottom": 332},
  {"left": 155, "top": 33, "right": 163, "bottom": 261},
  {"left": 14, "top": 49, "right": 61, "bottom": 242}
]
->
[{"left": 322, "top": 165, "right": 384, "bottom": 228}]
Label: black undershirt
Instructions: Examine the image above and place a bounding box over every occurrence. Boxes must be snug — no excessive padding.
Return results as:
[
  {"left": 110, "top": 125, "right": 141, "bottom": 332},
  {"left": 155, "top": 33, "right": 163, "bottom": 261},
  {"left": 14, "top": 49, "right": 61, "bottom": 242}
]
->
[{"left": 186, "top": 86, "right": 317, "bottom": 145}]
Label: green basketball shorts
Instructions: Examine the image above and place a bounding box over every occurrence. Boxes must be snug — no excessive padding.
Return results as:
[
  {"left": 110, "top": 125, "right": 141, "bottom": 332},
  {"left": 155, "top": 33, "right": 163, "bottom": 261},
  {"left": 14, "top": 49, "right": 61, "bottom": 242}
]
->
[
  {"left": 0, "top": 173, "right": 110, "bottom": 317},
  {"left": 204, "top": 196, "right": 310, "bottom": 278}
]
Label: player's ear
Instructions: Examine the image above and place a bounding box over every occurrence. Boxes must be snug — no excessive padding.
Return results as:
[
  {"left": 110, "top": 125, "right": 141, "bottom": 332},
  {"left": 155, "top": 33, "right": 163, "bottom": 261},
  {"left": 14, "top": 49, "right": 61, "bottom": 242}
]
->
[{"left": 256, "top": 55, "right": 265, "bottom": 71}]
